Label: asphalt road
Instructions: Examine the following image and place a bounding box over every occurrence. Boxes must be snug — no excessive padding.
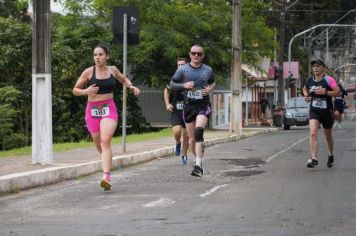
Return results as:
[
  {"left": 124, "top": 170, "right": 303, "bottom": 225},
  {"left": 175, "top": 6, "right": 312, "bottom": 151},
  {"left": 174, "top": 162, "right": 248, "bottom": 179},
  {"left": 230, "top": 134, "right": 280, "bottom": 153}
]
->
[{"left": 1, "top": 118, "right": 355, "bottom": 236}]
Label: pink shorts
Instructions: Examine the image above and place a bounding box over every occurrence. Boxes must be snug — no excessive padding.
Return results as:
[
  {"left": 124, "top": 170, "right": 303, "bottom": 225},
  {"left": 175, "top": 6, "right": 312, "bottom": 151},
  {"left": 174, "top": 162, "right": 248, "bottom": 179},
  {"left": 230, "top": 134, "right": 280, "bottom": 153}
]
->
[{"left": 85, "top": 98, "right": 119, "bottom": 134}]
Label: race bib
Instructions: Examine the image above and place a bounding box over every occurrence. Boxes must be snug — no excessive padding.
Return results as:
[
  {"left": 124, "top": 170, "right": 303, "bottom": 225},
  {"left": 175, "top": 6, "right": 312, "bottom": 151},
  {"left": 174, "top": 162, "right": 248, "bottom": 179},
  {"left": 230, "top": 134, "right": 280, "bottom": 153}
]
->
[
  {"left": 91, "top": 104, "right": 109, "bottom": 117},
  {"left": 187, "top": 89, "right": 203, "bottom": 100},
  {"left": 176, "top": 101, "right": 183, "bottom": 110},
  {"left": 312, "top": 98, "right": 327, "bottom": 109}
]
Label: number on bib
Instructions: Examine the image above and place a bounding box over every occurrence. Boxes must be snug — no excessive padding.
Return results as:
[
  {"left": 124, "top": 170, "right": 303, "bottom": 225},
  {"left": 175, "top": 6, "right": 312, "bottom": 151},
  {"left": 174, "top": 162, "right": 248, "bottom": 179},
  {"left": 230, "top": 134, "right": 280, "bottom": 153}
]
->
[
  {"left": 91, "top": 104, "right": 110, "bottom": 117},
  {"left": 312, "top": 98, "right": 327, "bottom": 109},
  {"left": 187, "top": 89, "right": 203, "bottom": 99},
  {"left": 176, "top": 101, "right": 183, "bottom": 110}
]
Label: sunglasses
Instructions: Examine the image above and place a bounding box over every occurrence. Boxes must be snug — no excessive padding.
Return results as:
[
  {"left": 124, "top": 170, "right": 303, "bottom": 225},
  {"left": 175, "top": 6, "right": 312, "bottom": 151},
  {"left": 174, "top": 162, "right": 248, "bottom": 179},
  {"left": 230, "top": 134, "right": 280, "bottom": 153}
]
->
[
  {"left": 178, "top": 64, "right": 185, "bottom": 67},
  {"left": 190, "top": 51, "right": 203, "bottom": 57}
]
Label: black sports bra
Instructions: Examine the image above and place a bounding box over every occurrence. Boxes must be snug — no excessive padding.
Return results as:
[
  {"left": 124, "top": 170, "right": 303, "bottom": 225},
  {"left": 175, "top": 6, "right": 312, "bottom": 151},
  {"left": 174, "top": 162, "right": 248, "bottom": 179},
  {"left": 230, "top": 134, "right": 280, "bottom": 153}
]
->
[{"left": 88, "top": 66, "right": 116, "bottom": 94}]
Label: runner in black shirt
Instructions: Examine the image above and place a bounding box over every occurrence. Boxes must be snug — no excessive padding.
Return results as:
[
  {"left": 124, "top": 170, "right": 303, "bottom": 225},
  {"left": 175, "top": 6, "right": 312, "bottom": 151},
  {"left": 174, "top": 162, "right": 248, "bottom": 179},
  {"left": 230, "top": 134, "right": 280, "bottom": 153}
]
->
[
  {"left": 303, "top": 59, "right": 340, "bottom": 168},
  {"left": 333, "top": 84, "right": 348, "bottom": 128},
  {"left": 164, "top": 58, "right": 189, "bottom": 164}
]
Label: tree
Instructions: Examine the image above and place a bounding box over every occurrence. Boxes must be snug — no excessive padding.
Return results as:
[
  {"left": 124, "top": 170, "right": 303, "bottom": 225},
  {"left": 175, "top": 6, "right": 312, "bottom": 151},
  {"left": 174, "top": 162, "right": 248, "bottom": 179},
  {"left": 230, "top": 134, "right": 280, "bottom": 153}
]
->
[
  {"left": 0, "top": 86, "right": 27, "bottom": 150},
  {"left": 0, "top": 17, "right": 32, "bottom": 146},
  {"left": 0, "top": 0, "right": 277, "bottom": 149},
  {"left": 0, "top": 0, "right": 31, "bottom": 22},
  {"left": 61, "top": 0, "right": 275, "bottom": 87}
]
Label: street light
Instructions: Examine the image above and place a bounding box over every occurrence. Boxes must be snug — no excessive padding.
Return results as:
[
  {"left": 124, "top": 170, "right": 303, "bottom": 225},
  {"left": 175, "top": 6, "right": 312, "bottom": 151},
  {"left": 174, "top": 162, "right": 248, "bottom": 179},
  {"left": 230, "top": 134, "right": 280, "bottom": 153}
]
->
[
  {"left": 334, "top": 64, "right": 356, "bottom": 73},
  {"left": 312, "top": 9, "right": 356, "bottom": 42},
  {"left": 287, "top": 24, "right": 356, "bottom": 95},
  {"left": 313, "top": 9, "right": 356, "bottom": 66}
]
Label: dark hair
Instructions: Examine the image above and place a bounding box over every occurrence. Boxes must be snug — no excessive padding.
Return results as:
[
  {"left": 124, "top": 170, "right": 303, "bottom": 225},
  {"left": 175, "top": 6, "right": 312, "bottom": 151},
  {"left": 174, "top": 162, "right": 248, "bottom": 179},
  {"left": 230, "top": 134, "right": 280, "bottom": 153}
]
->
[{"left": 94, "top": 43, "right": 110, "bottom": 55}]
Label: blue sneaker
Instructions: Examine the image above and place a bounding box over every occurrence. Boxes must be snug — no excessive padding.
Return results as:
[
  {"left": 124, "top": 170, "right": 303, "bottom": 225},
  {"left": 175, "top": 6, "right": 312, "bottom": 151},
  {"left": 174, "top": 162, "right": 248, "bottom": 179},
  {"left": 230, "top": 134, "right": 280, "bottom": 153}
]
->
[
  {"left": 175, "top": 143, "right": 181, "bottom": 156},
  {"left": 181, "top": 156, "right": 188, "bottom": 165}
]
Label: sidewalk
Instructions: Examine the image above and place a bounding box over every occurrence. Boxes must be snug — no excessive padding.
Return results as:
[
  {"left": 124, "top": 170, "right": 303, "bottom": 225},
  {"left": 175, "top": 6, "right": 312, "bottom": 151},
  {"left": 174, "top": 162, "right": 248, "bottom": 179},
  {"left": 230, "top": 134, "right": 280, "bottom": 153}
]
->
[{"left": 0, "top": 127, "right": 277, "bottom": 195}]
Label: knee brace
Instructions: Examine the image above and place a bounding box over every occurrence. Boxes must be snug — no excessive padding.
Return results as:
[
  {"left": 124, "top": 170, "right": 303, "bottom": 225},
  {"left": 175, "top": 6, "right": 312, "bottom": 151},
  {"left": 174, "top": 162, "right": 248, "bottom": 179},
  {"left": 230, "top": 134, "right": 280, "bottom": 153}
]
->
[{"left": 195, "top": 127, "right": 204, "bottom": 142}]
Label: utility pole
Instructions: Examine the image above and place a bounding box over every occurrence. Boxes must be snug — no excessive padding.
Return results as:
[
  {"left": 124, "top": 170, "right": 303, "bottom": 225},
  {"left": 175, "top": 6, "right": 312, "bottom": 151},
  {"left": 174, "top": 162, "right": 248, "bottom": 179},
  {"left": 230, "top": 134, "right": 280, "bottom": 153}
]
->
[
  {"left": 230, "top": 0, "right": 242, "bottom": 136},
  {"left": 32, "top": 0, "right": 53, "bottom": 164},
  {"left": 122, "top": 13, "right": 128, "bottom": 153},
  {"left": 277, "top": 0, "right": 286, "bottom": 108}
]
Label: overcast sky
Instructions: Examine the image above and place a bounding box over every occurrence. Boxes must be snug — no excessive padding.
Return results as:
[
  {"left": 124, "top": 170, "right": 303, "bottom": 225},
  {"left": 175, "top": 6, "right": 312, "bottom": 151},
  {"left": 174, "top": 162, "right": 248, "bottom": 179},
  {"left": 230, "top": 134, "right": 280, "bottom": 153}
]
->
[{"left": 28, "top": 0, "right": 68, "bottom": 14}]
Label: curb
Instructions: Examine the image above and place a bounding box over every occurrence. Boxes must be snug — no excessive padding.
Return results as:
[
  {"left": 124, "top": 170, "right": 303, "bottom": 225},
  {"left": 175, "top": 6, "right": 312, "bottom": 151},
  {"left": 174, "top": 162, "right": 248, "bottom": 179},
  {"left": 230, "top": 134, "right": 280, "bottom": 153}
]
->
[{"left": 0, "top": 128, "right": 277, "bottom": 195}]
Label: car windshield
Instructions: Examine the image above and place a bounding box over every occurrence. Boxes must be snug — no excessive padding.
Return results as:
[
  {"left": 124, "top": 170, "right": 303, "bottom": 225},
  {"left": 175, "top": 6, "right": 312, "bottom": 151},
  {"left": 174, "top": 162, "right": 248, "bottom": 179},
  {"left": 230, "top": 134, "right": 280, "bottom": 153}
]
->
[
  {"left": 286, "top": 99, "right": 309, "bottom": 108},
  {"left": 348, "top": 77, "right": 356, "bottom": 84}
]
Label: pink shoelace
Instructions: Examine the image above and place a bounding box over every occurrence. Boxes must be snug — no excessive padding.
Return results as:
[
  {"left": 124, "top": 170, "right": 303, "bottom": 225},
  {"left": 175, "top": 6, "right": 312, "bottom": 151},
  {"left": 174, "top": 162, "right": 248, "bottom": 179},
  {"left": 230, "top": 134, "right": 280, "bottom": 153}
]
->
[{"left": 103, "top": 172, "right": 111, "bottom": 182}]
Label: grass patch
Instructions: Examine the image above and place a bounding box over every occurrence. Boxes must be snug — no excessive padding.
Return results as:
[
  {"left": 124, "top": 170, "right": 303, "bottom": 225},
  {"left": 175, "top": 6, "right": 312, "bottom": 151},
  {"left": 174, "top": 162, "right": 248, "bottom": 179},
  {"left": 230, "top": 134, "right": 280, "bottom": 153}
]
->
[{"left": 0, "top": 128, "right": 172, "bottom": 158}]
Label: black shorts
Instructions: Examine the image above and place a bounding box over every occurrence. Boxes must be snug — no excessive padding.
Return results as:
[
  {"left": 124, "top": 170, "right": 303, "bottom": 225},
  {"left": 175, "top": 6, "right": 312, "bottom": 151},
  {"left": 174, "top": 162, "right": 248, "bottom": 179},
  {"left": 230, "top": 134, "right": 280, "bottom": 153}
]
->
[
  {"left": 170, "top": 110, "right": 185, "bottom": 127},
  {"left": 183, "top": 104, "right": 212, "bottom": 123},
  {"left": 334, "top": 105, "right": 344, "bottom": 114},
  {"left": 309, "top": 108, "right": 334, "bottom": 129}
]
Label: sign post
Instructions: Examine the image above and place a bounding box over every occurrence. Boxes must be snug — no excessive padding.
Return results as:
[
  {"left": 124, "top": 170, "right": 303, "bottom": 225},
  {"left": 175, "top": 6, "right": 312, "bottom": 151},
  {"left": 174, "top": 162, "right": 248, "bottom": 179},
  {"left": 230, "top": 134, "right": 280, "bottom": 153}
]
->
[{"left": 113, "top": 7, "right": 139, "bottom": 152}]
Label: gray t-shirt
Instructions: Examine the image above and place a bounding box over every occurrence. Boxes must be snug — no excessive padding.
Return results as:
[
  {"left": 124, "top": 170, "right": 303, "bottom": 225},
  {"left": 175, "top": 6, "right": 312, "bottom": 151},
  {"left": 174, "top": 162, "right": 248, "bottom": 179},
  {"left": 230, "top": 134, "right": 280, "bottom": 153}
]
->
[{"left": 171, "top": 63, "right": 214, "bottom": 109}]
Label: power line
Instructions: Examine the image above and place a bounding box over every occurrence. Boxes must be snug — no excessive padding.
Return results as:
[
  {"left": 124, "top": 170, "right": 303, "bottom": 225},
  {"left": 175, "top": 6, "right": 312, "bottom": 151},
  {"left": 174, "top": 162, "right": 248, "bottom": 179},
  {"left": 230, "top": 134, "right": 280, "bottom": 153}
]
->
[{"left": 262, "top": 10, "right": 354, "bottom": 13}]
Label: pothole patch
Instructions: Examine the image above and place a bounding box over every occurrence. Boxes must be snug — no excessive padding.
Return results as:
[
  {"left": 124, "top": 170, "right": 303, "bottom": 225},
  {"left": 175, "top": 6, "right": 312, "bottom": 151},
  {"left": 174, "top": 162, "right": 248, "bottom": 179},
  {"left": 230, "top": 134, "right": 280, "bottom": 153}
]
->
[{"left": 224, "top": 170, "right": 265, "bottom": 177}]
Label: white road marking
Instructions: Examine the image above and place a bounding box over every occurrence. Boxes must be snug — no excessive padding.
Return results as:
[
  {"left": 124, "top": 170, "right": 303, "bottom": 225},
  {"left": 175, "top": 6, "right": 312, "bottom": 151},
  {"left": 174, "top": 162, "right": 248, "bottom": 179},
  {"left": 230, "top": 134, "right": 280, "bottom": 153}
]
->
[
  {"left": 96, "top": 194, "right": 160, "bottom": 199},
  {"left": 100, "top": 204, "right": 122, "bottom": 210},
  {"left": 200, "top": 184, "right": 228, "bottom": 198},
  {"left": 266, "top": 135, "right": 309, "bottom": 163},
  {"left": 142, "top": 198, "right": 175, "bottom": 208}
]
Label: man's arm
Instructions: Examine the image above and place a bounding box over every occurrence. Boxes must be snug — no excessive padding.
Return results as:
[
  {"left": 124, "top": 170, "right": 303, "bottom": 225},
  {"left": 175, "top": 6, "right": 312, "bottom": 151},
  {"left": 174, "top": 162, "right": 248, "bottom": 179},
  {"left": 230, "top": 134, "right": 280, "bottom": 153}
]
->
[
  {"left": 326, "top": 85, "right": 340, "bottom": 97},
  {"left": 168, "top": 81, "right": 185, "bottom": 91},
  {"left": 303, "top": 86, "right": 311, "bottom": 102},
  {"left": 202, "top": 81, "right": 215, "bottom": 96},
  {"left": 168, "top": 81, "right": 194, "bottom": 91},
  {"left": 163, "top": 87, "right": 173, "bottom": 112}
]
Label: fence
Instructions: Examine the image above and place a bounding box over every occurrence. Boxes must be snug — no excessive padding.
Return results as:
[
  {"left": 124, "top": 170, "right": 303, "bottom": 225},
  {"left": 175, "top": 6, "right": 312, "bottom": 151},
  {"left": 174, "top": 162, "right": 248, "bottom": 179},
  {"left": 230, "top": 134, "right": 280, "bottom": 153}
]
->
[
  {"left": 137, "top": 89, "right": 170, "bottom": 127},
  {"left": 137, "top": 89, "right": 233, "bottom": 128}
]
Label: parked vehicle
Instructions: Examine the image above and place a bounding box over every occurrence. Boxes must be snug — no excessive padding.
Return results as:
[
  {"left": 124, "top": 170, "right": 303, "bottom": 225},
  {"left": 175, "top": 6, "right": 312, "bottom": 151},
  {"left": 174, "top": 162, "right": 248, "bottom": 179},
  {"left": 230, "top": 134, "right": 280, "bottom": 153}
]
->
[
  {"left": 346, "top": 77, "right": 356, "bottom": 92},
  {"left": 283, "top": 97, "right": 309, "bottom": 130}
]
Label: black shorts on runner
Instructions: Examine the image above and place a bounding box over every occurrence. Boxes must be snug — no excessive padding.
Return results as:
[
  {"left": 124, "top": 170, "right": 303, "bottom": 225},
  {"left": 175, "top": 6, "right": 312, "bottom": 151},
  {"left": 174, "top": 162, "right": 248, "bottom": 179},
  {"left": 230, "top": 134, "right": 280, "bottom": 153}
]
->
[
  {"left": 333, "top": 105, "right": 344, "bottom": 114},
  {"left": 170, "top": 110, "right": 185, "bottom": 127},
  {"left": 309, "top": 108, "right": 334, "bottom": 129},
  {"left": 183, "top": 104, "right": 212, "bottom": 123}
]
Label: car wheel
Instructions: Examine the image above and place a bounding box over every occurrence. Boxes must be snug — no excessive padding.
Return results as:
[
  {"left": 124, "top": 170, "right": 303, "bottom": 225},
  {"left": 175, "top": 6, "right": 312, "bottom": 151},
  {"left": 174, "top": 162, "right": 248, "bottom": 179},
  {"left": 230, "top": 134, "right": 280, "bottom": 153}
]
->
[{"left": 283, "top": 125, "right": 290, "bottom": 130}]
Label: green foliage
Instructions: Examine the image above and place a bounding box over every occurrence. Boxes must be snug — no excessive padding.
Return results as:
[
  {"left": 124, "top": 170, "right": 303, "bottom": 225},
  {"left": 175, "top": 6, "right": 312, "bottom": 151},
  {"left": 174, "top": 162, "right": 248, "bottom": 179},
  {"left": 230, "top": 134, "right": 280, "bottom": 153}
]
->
[
  {"left": 0, "top": 17, "right": 32, "bottom": 147},
  {"left": 1, "top": 0, "right": 279, "bottom": 151},
  {"left": 2, "top": 132, "right": 27, "bottom": 150},
  {"left": 3, "top": 0, "right": 348, "bottom": 152},
  {"left": 0, "top": 17, "right": 32, "bottom": 84},
  {"left": 0, "top": 86, "right": 27, "bottom": 150},
  {"left": 0, "top": 0, "right": 30, "bottom": 22},
  {"left": 61, "top": 0, "right": 275, "bottom": 89},
  {"left": 241, "top": 0, "right": 275, "bottom": 64}
]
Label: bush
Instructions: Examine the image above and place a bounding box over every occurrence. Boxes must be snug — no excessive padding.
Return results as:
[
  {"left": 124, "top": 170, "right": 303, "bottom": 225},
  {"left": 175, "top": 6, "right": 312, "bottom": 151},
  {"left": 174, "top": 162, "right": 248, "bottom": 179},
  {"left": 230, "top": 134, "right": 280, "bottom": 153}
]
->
[{"left": 2, "top": 133, "right": 27, "bottom": 150}]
